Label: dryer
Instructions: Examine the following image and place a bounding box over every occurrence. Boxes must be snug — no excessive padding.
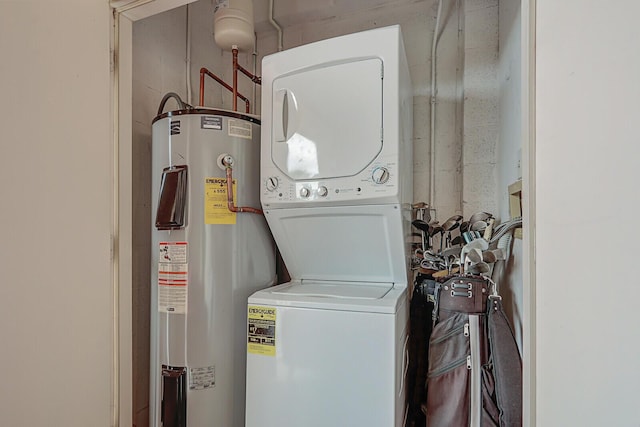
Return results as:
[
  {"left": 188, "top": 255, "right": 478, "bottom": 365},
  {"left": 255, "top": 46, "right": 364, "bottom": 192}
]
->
[{"left": 246, "top": 25, "right": 413, "bottom": 427}]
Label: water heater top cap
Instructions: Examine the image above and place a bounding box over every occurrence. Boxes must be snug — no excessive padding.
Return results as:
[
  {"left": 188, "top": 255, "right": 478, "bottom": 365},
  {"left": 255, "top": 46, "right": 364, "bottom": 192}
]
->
[{"left": 214, "top": 0, "right": 255, "bottom": 52}]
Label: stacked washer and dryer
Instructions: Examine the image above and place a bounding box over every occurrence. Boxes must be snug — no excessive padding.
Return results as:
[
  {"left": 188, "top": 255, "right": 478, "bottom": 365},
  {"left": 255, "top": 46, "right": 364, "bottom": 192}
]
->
[{"left": 246, "top": 25, "right": 414, "bottom": 427}]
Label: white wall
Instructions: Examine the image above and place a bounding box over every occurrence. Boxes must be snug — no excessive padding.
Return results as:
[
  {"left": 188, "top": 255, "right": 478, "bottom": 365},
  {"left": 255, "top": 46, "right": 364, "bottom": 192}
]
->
[
  {"left": 463, "top": 0, "right": 499, "bottom": 217},
  {"left": 535, "top": 1, "right": 640, "bottom": 425},
  {"left": 497, "top": 0, "right": 523, "bottom": 351},
  {"left": 0, "top": 1, "right": 114, "bottom": 426}
]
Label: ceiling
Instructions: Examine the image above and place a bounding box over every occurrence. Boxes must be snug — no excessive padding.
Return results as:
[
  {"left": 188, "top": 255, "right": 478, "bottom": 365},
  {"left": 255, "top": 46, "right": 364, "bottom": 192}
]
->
[{"left": 253, "top": 0, "right": 426, "bottom": 32}]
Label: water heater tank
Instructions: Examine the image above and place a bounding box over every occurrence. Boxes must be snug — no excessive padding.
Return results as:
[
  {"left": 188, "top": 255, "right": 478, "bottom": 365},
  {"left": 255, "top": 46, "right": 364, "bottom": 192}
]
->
[
  {"left": 149, "top": 108, "right": 275, "bottom": 427},
  {"left": 214, "top": 0, "right": 255, "bottom": 52}
]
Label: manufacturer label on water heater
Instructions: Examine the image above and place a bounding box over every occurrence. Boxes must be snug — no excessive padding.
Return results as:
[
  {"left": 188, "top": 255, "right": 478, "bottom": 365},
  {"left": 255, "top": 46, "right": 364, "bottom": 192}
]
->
[
  {"left": 228, "top": 119, "right": 252, "bottom": 139},
  {"left": 247, "top": 306, "right": 276, "bottom": 356},
  {"left": 158, "top": 242, "right": 188, "bottom": 314},
  {"left": 201, "top": 115, "right": 222, "bottom": 130},
  {"left": 170, "top": 120, "right": 181, "bottom": 135}
]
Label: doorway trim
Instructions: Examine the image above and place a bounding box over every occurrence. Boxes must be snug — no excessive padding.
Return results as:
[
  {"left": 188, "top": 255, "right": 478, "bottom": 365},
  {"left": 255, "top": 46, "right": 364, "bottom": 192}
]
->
[{"left": 521, "top": 0, "right": 536, "bottom": 425}]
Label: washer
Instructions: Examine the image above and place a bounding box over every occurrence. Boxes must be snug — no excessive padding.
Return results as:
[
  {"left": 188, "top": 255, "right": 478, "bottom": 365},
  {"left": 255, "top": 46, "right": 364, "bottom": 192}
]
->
[{"left": 246, "top": 25, "right": 413, "bottom": 427}]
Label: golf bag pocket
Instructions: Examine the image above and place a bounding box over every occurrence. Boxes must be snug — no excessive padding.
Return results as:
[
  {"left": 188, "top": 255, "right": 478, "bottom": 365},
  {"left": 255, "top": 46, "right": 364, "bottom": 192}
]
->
[
  {"left": 426, "top": 312, "right": 470, "bottom": 427},
  {"left": 437, "top": 276, "right": 491, "bottom": 315},
  {"left": 481, "top": 364, "right": 500, "bottom": 426}
]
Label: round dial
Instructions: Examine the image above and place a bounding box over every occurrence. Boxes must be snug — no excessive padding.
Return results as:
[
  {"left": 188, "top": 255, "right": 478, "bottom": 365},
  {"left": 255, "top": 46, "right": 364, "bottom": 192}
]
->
[
  {"left": 317, "top": 186, "right": 328, "bottom": 197},
  {"left": 372, "top": 167, "right": 390, "bottom": 184},
  {"left": 265, "top": 177, "right": 279, "bottom": 191},
  {"left": 299, "top": 187, "right": 310, "bottom": 198}
]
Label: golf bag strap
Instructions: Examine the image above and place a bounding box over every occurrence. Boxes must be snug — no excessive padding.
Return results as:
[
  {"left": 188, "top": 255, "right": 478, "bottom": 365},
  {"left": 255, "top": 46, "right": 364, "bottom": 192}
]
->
[{"left": 488, "top": 297, "right": 522, "bottom": 427}]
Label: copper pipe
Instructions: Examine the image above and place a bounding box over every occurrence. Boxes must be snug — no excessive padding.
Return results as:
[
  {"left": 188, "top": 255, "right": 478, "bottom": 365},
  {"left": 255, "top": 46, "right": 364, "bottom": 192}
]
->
[
  {"left": 225, "top": 167, "right": 263, "bottom": 215},
  {"left": 232, "top": 48, "right": 262, "bottom": 112},
  {"left": 199, "top": 67, "right": 250, "bottom": 113},
  {"left": 237, "top": 61, "right": 262, "bottom": 84}
]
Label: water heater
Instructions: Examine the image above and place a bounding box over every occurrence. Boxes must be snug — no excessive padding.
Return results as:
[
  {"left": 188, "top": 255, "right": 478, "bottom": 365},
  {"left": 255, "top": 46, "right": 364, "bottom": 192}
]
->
[{"left": 149, "top": 108, "right": 275, "bottom": 427}]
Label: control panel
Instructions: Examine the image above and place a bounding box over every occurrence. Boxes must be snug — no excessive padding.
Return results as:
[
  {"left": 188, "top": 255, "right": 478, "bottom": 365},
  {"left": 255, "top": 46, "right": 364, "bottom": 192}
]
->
[{"left": 262, "top": 160, "right": 399, "bottom": 207}]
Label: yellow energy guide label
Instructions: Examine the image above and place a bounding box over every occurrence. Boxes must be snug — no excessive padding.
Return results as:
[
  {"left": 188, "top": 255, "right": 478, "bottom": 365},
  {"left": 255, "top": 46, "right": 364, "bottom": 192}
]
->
[
  {"left": 204, "top": 177, "right": 237, "bottom": 224},
  {"left": 247, "top": 306, "right": 276, "bottom": 356}
]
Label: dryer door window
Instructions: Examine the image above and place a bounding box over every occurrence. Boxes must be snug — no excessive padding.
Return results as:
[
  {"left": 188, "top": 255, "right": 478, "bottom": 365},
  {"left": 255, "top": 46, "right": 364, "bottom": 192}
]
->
[{"left": 271, "top": 58, "right": 383, "bottom": 180}]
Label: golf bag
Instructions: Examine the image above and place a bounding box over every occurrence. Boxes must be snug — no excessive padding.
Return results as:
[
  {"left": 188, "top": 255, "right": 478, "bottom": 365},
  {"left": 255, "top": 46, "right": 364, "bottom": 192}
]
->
[
  {"left": 406, "top": 276, "right": 437, "bottom": 427},
  {"left": 425, "top": 275, "right": 522, "bottom": 427}
]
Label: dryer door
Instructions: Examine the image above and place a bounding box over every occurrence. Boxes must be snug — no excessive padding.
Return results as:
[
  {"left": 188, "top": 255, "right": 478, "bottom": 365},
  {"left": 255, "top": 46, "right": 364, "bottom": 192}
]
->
[{"left": 271, "top": 57, "right": 383, "bottom": 180}]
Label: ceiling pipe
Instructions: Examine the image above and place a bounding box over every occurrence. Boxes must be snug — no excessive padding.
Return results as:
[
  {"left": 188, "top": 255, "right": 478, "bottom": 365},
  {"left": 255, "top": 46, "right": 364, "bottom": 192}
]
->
[
  {"left": 429, "top": 0, "right": 443, "bottom": 219},
  {"left": 269, "top": 0, "right": 283, "bottom": 51}
]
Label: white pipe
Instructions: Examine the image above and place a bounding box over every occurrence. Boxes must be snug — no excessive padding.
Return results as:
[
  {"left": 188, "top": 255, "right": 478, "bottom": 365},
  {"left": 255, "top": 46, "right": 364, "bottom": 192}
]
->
[
  {"left": 252, "top": 32, "right": 257, "bottom": 113},
  {"left": 269, "top": 0, "right": 283, "bottom": 51},
  {"left": 429, "top": 0, "right": 443, "bottom": 217},
  {"left": 186, "top": 4, "right": 192, "bottom": 105}
]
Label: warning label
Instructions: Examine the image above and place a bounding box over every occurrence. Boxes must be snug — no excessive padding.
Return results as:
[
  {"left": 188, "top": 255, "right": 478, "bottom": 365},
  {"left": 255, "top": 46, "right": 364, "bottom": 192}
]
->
[
  {"left": 158, "top": 242, "right": 188, "bottom": 314},
  {"left": 159, "top": 241, "right": 188, "bottom": 263},
  {"left": 205, "top": 177, "right": 237, "bottom": 224},
  {"left": 247, "top": 306, "right": 276, "bottom": 356},
  {"left": 228, "top": 119, "right": 252, "bottom": 139},
  {"left": 189, "top": 366, "right": 215, "bottom": 390}
]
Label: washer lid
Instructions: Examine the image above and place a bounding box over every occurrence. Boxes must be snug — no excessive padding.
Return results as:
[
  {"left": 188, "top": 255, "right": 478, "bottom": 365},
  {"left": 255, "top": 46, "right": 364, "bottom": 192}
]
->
[
  {"left": 249, "top": 281, "right": 406, "bottom": 314},
  {"left": 263, "top": 204, "right": 408, "bottom": 285},
  {"left": 271, "top": 281, "right": 392, "bottom": 300},
  {"left": 271, "top": 57, "right": 383, "bottom": 180}
]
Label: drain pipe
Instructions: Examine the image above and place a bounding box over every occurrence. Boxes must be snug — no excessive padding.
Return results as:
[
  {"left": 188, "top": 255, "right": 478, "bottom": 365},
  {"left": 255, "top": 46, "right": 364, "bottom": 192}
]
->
[
  {"left": 429, "top": 0, "right": 443, "bottom": 218},
  {"left": 269, "top": 0, "right": 283, "bottom": 51}
]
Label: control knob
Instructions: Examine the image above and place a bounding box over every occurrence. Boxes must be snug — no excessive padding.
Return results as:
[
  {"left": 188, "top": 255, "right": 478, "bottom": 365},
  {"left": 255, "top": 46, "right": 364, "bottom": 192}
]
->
[
  {"left": 317, "top": 186, "right": 328, "bottom": 197},
  {"left": 299, "top": 187, "right": 310, "bottom": 198},
  {"left": 265, "top": 177, "right": 279, "bottom": 192},
  {"left": 372, "top": 167, "right": 390, "bottom": 184}
]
